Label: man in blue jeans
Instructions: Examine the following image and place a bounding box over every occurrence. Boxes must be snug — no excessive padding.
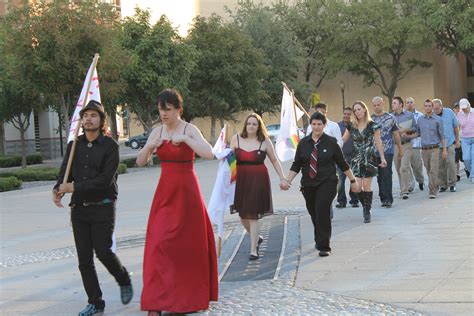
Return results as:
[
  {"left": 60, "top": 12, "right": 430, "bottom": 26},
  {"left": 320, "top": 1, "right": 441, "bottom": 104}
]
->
[
  {"left": 336, "top": 107, "right": 359, "bottom": 208},
  {"left": 371, "top": 96, "right": 403, "bottom": 208}
]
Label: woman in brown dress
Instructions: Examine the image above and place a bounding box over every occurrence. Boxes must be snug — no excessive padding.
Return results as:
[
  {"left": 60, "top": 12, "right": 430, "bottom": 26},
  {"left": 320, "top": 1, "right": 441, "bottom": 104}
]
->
[{"left": 230, "top": 113, "right": 288, "bottom": 260}]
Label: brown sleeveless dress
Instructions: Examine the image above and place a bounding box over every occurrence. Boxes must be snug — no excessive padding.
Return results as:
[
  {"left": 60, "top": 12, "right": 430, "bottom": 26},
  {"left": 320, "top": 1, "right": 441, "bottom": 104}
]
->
[{"left": 232, "top": 136, "right": 273, "bottom": 219}]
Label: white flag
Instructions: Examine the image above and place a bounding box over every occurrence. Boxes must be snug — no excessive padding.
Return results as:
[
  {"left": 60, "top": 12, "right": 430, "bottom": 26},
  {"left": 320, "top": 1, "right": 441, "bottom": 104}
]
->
[
  {"left": 275, "top": 88, "right": 304, "bottom": 161},
  {"left": 67, "top": 62, "right": 101, "bottom": 142},
  {"left": 208, "top": 125, "right": 236, "bottom": 238}
]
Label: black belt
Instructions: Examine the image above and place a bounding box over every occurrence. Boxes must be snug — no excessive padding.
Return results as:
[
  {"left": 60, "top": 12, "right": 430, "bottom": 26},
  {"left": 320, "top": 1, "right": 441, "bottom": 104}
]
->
[
  {"left": 422, "top": 145, "right": 439, "bottom": 150},
  {"left": 237, "top": 161, "right": 264, "bottom": 165},
  {"left": 71, "top": 198, "right": 114, "bottom": 207}
]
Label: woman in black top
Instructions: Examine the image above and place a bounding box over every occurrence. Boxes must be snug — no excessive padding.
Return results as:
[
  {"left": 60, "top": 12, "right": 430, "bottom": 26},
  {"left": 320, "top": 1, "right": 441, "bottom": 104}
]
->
[{"left": 284, "top": 112, "right": 358, "bottom": 257}]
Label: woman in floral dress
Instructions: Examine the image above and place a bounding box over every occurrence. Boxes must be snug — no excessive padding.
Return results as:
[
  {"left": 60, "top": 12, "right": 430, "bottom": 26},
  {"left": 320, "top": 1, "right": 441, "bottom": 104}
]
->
[{"left": 342, "top": 101, "right": 386, "bottom": 223}]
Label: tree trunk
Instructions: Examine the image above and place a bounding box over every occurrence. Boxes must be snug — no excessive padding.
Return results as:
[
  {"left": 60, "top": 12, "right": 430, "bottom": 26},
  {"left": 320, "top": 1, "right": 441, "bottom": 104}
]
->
[
  {"left": 0, "top": 122, "right": 4, "bottom": 155},
  {"left": 108, "top": 108, "right": 119, "bottom": 140},
  {"left": 20, "top": 125, "right": 27, "bottom": 169},
  {"left": 60, "top": 93, "right": 70, "bottom": 143},
  {"left": 210, "top": 115, "right": 217, "bottom": 144}
]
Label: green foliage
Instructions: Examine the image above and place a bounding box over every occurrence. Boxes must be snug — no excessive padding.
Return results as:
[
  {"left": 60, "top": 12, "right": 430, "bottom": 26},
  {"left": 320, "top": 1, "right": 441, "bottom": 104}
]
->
[
  {"left": 117, "top": 163, "right": 127, "bottom": 174},
  {"left": 0, "top": 176, "right": 22, "bottom": 192},
  {"left": 0, "top": 154, "right": 43, "bottom": 168},
  {"left": 326, "top": 0, "right": 432, "bottom": 104},
  {"left": 230, "top": 1, "right": 307, "bottom": 114},
  {"left": 422, "top": 0, "right": 474, "bottom": 65},
  {"left": 120, "top": 9, "right": 197, "bottom": 130},
  {"left": 0, "top": 167, "right": 59, "bottom": 181},
  {"left": 121, "top": 157, "right": 137, "bottom": 168},
  {"left": 187, "top": 14, "right": 267, "bottom": 140},
  {"left": 276, "top": 0, "right": 337, "bottom": 95}
]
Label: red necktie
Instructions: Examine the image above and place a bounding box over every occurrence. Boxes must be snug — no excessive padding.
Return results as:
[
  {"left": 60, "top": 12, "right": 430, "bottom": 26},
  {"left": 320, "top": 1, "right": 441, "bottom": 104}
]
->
[{"left": 308, "top": 140, "right": 320, "bottom": 179}]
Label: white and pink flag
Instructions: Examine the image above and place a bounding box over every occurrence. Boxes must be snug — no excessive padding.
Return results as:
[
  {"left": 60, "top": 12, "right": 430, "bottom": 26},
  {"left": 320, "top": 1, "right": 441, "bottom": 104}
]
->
[{"left": 67, "top": 61, "right": 101, "bottom": 142}]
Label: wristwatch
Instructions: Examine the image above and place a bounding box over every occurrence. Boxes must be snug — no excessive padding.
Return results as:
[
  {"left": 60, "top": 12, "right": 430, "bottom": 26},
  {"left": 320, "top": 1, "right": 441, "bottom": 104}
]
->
[{"left": 350, "top": 179, "right": 356, "bottom": 184}]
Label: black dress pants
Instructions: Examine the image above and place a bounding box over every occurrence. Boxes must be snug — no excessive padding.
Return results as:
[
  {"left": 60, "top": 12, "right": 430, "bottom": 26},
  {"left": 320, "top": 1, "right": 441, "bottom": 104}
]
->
[
  {"left": 301, "top": 181, "right": 337, "bottom": 252},
  {"left": 71, "top": 203, "right": 130, "bottom": 308}
]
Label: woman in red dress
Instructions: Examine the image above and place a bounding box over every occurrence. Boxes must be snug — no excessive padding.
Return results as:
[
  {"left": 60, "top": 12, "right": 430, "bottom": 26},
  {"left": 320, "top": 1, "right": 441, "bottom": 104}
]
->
[
  {"left": 136, "top": 89, "right": 218, "bottom": 315},
  {"left": 230, "top": 113, "right": 288, "bottom": 260}
]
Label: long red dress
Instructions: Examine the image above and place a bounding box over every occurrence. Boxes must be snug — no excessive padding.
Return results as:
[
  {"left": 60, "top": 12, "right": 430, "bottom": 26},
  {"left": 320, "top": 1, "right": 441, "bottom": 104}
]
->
[{"left": 141, "top": 140, "right": 218, "bottom": 312}]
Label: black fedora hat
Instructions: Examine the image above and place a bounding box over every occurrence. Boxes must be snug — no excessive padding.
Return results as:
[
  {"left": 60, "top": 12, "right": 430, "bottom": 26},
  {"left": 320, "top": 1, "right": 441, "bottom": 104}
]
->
[{"left": 80, "top": 100, "right": 105, "bottom": 120}]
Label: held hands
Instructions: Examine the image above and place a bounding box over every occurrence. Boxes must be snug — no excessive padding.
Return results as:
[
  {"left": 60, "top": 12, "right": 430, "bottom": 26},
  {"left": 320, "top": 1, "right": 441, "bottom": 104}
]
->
[
  {"left": 279, "top": 179, "right": 291, "bottom": 191},
  {"left": 379, "top": 158, "right": 387, "bottom": 168},
  {"left": 455, "top": 140, "right": 461, "bottom": 149}
]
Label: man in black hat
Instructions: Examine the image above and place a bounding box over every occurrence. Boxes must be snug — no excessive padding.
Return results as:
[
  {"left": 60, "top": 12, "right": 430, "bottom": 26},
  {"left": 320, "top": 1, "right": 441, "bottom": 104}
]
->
[{"left": 52, "top": 100, "right": 133, "bottom": 316}]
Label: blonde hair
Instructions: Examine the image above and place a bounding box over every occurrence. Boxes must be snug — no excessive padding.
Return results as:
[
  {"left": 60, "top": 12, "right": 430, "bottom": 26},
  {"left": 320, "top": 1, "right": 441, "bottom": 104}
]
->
[{"left": 352, "top": 101, "right": 372, "bottom": 127}]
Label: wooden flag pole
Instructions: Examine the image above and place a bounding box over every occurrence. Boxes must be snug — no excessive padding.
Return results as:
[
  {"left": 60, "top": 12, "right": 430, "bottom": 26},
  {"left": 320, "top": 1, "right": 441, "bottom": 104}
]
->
[
  {"left": 281, "top": 81, "right": 310, "bottom": 118},
  {"left": 291, "top": 89, "right": 301, "bottom": 140},
  {"left": 217, "top": 237, "right": 222, "bottom": 257},
  {"left": 62, "top": 53, "right": 100, "bottom": 185}
]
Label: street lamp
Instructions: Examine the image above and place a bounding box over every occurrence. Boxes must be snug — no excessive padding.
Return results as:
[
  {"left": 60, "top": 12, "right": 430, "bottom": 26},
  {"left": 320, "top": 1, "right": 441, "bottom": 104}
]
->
[{"left": 339, "top": 81, "right": 346, "bottom": 112}]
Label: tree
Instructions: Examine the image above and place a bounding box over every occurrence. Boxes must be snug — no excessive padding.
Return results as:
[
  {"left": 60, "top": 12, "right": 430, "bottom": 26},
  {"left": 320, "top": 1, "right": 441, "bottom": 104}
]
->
[
  {"left": 120, "top": 9, "right": 197, "bottom": 132},
  {"left": 187, "top": 15, "right": 267, "bottom": 142},
  {"left": 422, "top": 0, "right": 474, "bottom": 65},
  {"left": 7, "top": 0, "right": 122, "bottom": 142},
  {"left": 275, "top": 0, "right": 336, "bottom": 100},
  {"left": 328, "top": 0, "right": 432, "bottom": 106},
  {"left": 229, "top": 0, "right": 306, "bottom": 114},
  {"left": 0, "top": 4, "right": 46, "bottom": 168}
]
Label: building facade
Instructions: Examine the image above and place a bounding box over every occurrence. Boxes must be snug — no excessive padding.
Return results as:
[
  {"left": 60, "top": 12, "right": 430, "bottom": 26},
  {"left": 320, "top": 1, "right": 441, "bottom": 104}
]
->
[{"left": 1, "top": 0, "right": 472, "bottom": 157}]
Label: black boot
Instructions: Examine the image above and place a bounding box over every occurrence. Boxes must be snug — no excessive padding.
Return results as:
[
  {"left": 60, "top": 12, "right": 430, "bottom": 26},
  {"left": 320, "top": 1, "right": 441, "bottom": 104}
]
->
[
  {"left": 363, "top": 191, "right": 373, "bottom": 223},
  {"left": 356, "top": 191, "right": 365, "bottom": 208}
]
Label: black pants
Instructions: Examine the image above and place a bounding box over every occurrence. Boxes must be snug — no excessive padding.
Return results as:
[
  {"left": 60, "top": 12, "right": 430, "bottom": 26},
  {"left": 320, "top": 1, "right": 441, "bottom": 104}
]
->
[
  {"left": 377, "top": 154, "right": 394, "bottom": 203},
  {"left": 301, "top": 181, "right": 337, "bottom": 252},
  {"left": 71, "top": 203, "right": 130, "bottom": 309},
  {"left": 336, "top": 166, "right": 358, "bottom": 205}
]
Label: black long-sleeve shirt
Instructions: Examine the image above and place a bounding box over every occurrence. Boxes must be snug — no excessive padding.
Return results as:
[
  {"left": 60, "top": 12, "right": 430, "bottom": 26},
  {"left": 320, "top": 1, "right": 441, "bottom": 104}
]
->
[
  {"left": 54, "top": 134, "right": 119, "bottom": 204},
  {"left": 290, "top": 133, "right": 350, "bottom": 187}
]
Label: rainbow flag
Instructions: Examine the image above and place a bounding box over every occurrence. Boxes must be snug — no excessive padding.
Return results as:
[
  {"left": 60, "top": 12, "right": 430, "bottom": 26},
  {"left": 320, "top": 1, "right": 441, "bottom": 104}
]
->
[
  {"left": 226, "top": 152, "right": 237, "bottom": 183},
  {"left": 285, "top": 134, "right": 299, "bottom": 149}
]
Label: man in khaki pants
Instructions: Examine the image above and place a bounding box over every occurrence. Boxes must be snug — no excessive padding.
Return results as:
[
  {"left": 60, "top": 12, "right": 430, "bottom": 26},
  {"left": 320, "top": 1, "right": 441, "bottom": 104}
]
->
[
  {"left": 405, "top": 97, "right": 425, "bottom": 191},
  {"left": 392, "top": 97, "right": 417, "bottom": 200},
  {"left": 432, "top": 98, "right": 460, "bottom": 192},
  {"left": 417, "top": 99, "right": 447, "bottom": 198}
]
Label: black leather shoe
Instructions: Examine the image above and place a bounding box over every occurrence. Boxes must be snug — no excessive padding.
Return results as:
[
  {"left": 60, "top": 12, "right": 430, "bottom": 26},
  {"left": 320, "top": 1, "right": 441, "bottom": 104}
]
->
[
  {"left": 350, "top": 202, "right": 359, "bottom": 208},
  {"left": 318, "top": 250, "right": 331, "bottom": 257},
  {"left": 419, "top": 183, "right": 424, "bottom": 191},
  {"left": 249, "top": 254, "right": 259, "bottom": 260},
  {"left": 450, "top": 186, "right": 456, "bottom": 192},
  {"left": 439, "top": 187, "right": 447, "bottom": 192},
  {"left": 335, "top": 202, "right": 346, "bottom": 208},
  {"left": 381, "top": 201, "right": 392, "bottom": 208}
]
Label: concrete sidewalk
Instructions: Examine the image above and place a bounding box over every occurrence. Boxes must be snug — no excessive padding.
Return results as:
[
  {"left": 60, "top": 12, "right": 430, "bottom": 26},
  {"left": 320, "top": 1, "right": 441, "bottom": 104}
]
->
[
  {"left": 1, "top": 158, "right": 473, "bottom": 315},
  {"left": 297, "top": 177, "right": 474, "bottom": 315}
]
